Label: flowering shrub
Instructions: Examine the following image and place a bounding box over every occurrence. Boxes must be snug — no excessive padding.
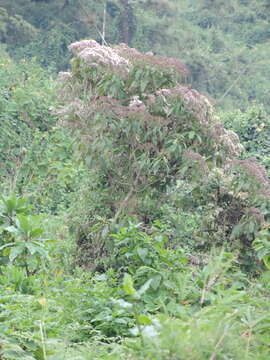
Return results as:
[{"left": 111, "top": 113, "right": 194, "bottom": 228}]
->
[{"left": 57, "top": 40, "right": 269, "bottom": 269}]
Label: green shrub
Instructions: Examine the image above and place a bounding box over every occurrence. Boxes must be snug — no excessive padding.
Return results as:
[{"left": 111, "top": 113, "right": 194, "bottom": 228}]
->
[
  {"left": 221, "top": 105, "right": 270, "bottom": 170},
  {"left": 0, "top": 194, "right": 51, "bottom": 276},
  {"left": 0, "top": 53, "right": 58, "bottom": 181}
]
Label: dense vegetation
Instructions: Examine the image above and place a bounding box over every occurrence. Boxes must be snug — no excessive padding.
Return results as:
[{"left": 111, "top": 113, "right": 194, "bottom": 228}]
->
[
  {"left": 1, "top": 0, "right": 270, "bottom": 112},
  {"left": 0, "top": 1, "right": 270, "bottom": 359}
]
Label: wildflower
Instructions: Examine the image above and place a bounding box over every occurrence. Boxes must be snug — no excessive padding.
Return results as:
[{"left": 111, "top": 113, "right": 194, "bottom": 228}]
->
[{"left": 68, "top": 40, "right": 129, "bottom": 69}]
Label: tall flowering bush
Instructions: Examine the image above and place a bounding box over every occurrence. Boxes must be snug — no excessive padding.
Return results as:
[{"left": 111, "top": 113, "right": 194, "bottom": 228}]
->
[{"left": 57, "top": 40, "right": 269, "bottom": 268}]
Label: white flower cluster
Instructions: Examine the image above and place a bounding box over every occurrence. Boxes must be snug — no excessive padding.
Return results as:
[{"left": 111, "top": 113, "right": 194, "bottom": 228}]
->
[
  {"left": 58, "top": 71, "right": 72, "bottom": 82},
  {"left": 129, "top": 96, "right": 145, "bottom": 109},
  {"left": 68, "top": 40, "right": 100, "bottom": 55},
  {"left": 221, "top": 129, "right": 244, "bottom": 157},
  {"left": 68, "top": 39, "right": 129, "bottom": 68},
  {"left": 156, "top": 85, "right": 215, "bottom": 125},
  {"left": 177, "top": 86, "right": 215, "bottom": 124}
]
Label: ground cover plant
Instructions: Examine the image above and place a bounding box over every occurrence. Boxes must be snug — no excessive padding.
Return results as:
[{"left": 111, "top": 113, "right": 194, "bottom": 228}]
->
[{"left": 0, "top": 27, "right": 270, "bottom": 360}]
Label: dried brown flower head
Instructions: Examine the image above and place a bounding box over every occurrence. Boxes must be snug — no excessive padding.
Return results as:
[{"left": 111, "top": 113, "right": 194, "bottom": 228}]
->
[
  {"left": 114, "top": 43, "right": 189, "bottom": 78},
  {"left": 183, "top": 150, "right": 209, "bottom": 174},
  {"left": 156, "top": 85, "right": 214, "bottom": 125}
]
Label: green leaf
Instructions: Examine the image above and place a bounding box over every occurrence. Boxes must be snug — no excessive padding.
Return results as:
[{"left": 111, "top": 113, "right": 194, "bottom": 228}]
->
[
  {"left": 29, "top": 228, "right": 44, "bottom": 238},
  {"left": 150, "top": 274, "right": 162, "bottom": 290},
  {"left": 0, "top": 242, "right": 14, "bottom": 251},
  {"left": 138, "top": 279, "right": 152, "bottom": 296},
  {"left": 9, "top": 245, "right": 24, "bottom": 262},
  {"left": 2, "top": 247, "right": 10, "bottom": 257},
  {"left": 4, "top": 198, "right": 17, "bottom": 214},
  {"left": 16, "top": 214, "right": 30, "bottom": 234},
  {"left": 25, "top": 243, "right": 38, "bottom": 255},
  {"left": 33, "top": 246, "right": 50, "bottom": 259},
  {"left": 263, "top": 254, "right": 270, "bottom": 270},
  {"left": 123, "top": 273, "right": 136, "bottom": 296},
  {"left": 140, "top": 78, "right": 149, "bottom": 93},
  {"left": 137, "top": 315, "right": 152, "bottom": 325},
  {"left": 137, "top": 247, "right": 148, "bottom": 262},
  {"left": 4, "top": 225, "right": 18, "bottom": 234}
]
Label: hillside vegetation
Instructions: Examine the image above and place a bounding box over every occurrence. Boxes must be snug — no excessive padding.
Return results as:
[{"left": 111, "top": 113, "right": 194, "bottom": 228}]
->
[
  {"left": 0, "top": 0, "right": 270, "bottom": 112},
  {"left": 0, "top": 1, "right": 270, "bottom": 359}
]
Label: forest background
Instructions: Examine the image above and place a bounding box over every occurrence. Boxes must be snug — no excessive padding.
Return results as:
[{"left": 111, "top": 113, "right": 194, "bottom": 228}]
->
[
  {"left": 1, "top": 0, "right": 270, "bottom": 111},
  {"left": 0, "top": 1, "right": 270, "bottom": 359}
]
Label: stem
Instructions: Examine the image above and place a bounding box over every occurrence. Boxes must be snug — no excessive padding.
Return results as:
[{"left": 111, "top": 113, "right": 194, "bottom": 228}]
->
[
  {"left": 39, "top": 320, "right": 47, "bottom": 360},
  {"left": 133, "top": 302, "right": 145, "bottom": 347},
  {"left": 24, "top": 251, "right": 30, "bottom": 277},
  {"left": 78, "top": 0, "right": 108, "bottom": 45},
  {"left": 218, "top": 68, "right": 247, "bottom": 103},
  {"left": 245, "top": 328, "right": 252, "bottom": 359},
  {"left": 209, "top": 328, "right": 227, "bottom": 360}
]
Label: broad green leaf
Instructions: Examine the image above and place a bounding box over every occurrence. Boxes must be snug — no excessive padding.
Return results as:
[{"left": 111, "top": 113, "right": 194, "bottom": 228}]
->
[
  {"left": 112, "top": 298, "right": 133, "bottom": 309},
  {"left": 263, "top": 254, "right": 270, "bottom": 270},
  {"left": 25, "top": 243, "right": 38, "bottom": 255},
  {"left": 34, "top": 247, "right": 49, "bottom": 259},
  {"left": 9, "top": 245, "right": 24, "bottom": 262},
  {"left": 29, "top": 228, "right": 44, "bottom": 238},
  {"left": 4, "top": 198, "right": 17, "bottom": 214},
  {"left": 4, "top": 226, "right": 18, "bottom": 234},
  {"left": 137, "top": 315, "right": 152, "bottom": 325},
  {"left": 138, "top": 279, "right": 152, "bottom": 296},
  {"left": 137, "top": 247, "right": 148, "bottom": 262},
  {"left": 150, "top": 274, "right": 162, "bottom": 290},
  {"left": 123, "top": 273, "right": 136, "bottom": 296},
  {"left": 16, "top": 215, "right": 30, "bottom": 234},
  {"left": 0, "top": 242, "right": 14, "bottom": 251}
]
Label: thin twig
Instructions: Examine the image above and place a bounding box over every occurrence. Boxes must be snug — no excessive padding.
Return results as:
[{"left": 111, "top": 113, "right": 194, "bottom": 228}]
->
[
  {"left": 245, "top": 328, "right": 252, "bottom": 359},
  {"left": 39, "top": 320, "right": 47, "bottom": 360},
  {"left": 209, "top": 327, "right": 228, "bottom": 360},
  {"left": 78, "top": 0, "right": 109, "bottom": 46},
  {"left": 217, "top": 67, "right": 247, "bottom": 103},
  {"left": 200, "top": 274, "right": 220, "bottom": 305}
]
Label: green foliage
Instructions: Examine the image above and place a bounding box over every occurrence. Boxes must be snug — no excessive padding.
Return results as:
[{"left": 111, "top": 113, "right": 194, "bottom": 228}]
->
[
  {"left": 1, "top": 0, "right": 270, "bottom": 112},
  {"left": 9, "top": 127, "right": 87, "bottom": 214},
  {"left": 0, "top": 7, "right": 37, "bottom": 47},
  {"left": 110, "top": 222, "right": 187, "bottom": 287},
  {"left": 221, "top": 105, "right": 270, "bottom": 170},
  {"left": 0, "top": 52, "right": 86, "bottom": 215},
  {"left": 253, "top": 225, "right": 270, "bottom": 270},
  {"left": 111, "top": 223, "right": 170, "bottom": 271},
  {"left": 13, "top": 24, "right": 78, "bottom": 72},
  {"left": 0, "top": 53, "right": 58, "bottom": 179},
  {"left": 0, "top": 194, "right": 50, "bottom": 275},
  {"left": 1, "top": 238, "right": 270, "bottom": 359}
]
